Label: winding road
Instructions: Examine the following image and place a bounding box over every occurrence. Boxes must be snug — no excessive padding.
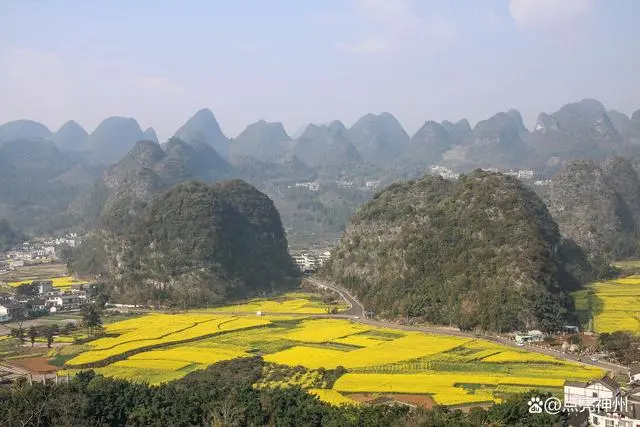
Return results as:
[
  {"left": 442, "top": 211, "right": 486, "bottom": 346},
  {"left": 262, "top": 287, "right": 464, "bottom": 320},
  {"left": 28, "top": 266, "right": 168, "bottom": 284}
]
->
[{"left": 304, "top": 276, "right": 630, "bottom": 376}]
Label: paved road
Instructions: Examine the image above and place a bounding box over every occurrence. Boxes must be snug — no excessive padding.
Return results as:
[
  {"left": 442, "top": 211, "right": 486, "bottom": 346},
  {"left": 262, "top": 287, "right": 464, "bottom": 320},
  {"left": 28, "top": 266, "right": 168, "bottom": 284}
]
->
[
  {"left": 304, "top": 277, "right": 365, "bottom": 317},
  {"left": 305, "top": 276, "right": 629, "bottom": 376}
]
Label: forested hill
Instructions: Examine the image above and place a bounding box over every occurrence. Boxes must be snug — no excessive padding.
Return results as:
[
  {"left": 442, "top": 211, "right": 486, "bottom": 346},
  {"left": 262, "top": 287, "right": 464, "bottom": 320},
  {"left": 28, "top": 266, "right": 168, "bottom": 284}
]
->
[
  {"left": 322, "top": 170, "right": 591, "bottom": 333},
  {"left": 0, "top": 219, "right": 24, "bottom": 253},
  {"left": 543, "top": 157, "right": 640, "bottom": 265},
  {"left": 71, "top": 180, "right": 296, "bottom": 306}
]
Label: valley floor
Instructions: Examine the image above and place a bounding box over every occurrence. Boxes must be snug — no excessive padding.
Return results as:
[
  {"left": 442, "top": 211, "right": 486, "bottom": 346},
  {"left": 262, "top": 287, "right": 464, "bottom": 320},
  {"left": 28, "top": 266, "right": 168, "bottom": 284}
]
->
[{"left": 50, "top": 292, "right": 606, "bottom": 408}]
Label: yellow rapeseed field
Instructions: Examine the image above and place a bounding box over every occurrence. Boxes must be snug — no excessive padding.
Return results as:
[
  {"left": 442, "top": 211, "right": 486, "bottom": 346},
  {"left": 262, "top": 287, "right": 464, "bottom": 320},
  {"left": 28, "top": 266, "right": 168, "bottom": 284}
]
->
[
  {"left": 308, "top": 389, "right": 357, "bottom": 406},
  {"left": 265, "top": 332, "right": 469, "bottom": 369},
  {"left": 109, "top": 359, "right": 191, "bottom": 371},
  {"left": 8, "top": 276, "right": 85, "bottom": 288},
  {"left": 264, "top": 346, "right": 346, "bottom": 369},
  {"left": 65, "top": 301, "right": 607, "bottom": 406},
  {"left": 278, "top": 319, "right": 372, "bottom": 343},
  {"left": 332, "top": 372, "right": 569, "bottom": 404},
  {"left": 333, "top": 335, "right": 388, "bottom": 347},
  {"left": 481, "top": 351, "right": 560, "bottom": 363},
  {"left": 66, "top": 315, "right": 268, "bottom": 366},
  {"left": 211, "top": 293, "right": 346, "bottom": 314},
  {"left": 128, "top": 347, "right": 246, "bottom": 365},
  {"left": 95, "top": 364, "right": 189, "bottom": 385},
  {"left": 431, "top": 388, "right": 497, "bottom": 406},
  {"left": 574, "top": 277, "right": 640, "bottom": 333}
]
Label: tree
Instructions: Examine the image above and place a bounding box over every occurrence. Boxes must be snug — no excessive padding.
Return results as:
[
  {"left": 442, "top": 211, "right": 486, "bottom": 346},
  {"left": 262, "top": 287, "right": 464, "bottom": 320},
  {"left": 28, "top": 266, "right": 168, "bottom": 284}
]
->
[
  {"left": 208, "top": 393, "right": 245, "bottom": 427},
  {"left": 44, "top": 326, "right": 56, "bottom": 348},
  {"left": 63, "top": 322, "right": 75, "bottom": 335},
  {"left": 82, "top": 304, "right": 102, "bottom": 337},
  {"left": 15, "top": 282, "right": 37, "bottom": 298},
  {"left": 13, "top": 305, "right": 26, "bottom": 343},
  {"left": 28, "top": 325, "right": 38, "bottom": 347}
]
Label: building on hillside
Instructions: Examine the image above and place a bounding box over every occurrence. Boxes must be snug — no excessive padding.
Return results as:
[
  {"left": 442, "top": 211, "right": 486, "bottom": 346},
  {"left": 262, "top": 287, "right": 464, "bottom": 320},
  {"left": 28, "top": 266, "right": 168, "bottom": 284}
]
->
[
  {"left": 564, "top": 375, "right": 620, "bottom": 408},
  {"left": 46, "top": 294, "right": 83, "bottom": 311},
  {"left": 291, "top": 251, "right": 331, "bottom": 272},
  {"left": 31, "top": 299, "right": 47, "bottom": 311},
  {"left": 35, "top": 281, "right": 53, "bottom": 295}
]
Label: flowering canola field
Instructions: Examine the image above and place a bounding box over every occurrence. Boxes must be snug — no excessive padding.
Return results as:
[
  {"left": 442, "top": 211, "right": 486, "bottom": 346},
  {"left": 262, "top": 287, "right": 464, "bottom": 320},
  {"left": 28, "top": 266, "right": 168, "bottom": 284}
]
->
[
  {"left": 7, "top": 276, "right": 86, "bottom": 289},
  {"left": 65, "top": 300, "right": 605, "bottom": 406},
  {"left": 573, "top": 275, "right": 640, "bottom": 333}
]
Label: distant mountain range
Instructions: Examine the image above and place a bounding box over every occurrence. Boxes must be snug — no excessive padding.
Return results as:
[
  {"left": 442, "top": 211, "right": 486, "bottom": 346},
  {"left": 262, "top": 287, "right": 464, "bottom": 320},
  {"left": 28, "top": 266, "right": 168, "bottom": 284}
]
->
[
  {"left": 1, "top": 98, "right": 640, "bottom": 247},
  {"left": 1, "top": 98, "right": 638, "bottom": 176}
]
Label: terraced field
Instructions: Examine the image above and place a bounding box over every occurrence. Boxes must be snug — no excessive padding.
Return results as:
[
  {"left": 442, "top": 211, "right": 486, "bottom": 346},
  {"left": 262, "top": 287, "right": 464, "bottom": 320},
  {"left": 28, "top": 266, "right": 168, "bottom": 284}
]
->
[
  {"left": 63, "top": 300, "right": 604, "bottom": 407},
  {"left": 208, "top": 292, "right": 349, "bottom": 314},
  {"left": 573, "top": 275, "right": 640, "bottom": 333},
  {"left": 5, "top": 275, "right": 87, "bottom": 290}
]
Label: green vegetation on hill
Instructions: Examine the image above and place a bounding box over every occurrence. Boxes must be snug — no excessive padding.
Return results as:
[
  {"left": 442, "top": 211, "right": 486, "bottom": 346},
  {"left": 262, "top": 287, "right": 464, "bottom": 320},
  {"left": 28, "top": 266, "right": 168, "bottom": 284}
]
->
[
  {"left": 0, "top": 219, "right": 24, "bottom": 253},
  {"left": 323, "top": 170, "right": 590, "bottom": 333},
  {"left": 544, "top": 158, "right": 640, "bottom": 265},
  {"left": 72, "top": 180, "right": 296, "bottom": 306},
  {"left": 0, "top": 139, "right": 96, "bottom": 233}
]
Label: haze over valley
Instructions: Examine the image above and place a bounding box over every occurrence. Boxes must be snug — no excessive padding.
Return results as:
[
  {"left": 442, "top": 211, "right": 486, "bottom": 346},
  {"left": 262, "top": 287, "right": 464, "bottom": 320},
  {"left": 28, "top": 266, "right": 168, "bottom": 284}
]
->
[{"left": 2, "top": 1, "right": 640, "bottom": 426}]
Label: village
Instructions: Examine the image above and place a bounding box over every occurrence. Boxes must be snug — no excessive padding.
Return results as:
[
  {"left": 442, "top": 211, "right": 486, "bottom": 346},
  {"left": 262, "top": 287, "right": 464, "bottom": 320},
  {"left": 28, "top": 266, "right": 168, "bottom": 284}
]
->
[
  {"left": 562, "top": 367, "right": 640, "bottom": 426},
  {"left": 0, "top": 232, "right": 95, "bottom": 322},
  {"left": 0, "top": 233, "right": 79, "bottom": 272}
]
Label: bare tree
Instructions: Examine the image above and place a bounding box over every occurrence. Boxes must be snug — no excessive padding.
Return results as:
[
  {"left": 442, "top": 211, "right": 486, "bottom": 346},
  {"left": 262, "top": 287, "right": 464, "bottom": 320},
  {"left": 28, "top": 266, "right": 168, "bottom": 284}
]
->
[{"left": 208, "top": 394, "right": 244, "bottom": 427}]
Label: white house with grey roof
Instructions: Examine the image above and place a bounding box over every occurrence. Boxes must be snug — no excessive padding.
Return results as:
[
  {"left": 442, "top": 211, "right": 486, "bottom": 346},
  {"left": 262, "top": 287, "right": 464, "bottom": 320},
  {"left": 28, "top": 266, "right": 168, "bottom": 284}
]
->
[{"left": 564, "top": 375, "right": 620, "bottom": 408}]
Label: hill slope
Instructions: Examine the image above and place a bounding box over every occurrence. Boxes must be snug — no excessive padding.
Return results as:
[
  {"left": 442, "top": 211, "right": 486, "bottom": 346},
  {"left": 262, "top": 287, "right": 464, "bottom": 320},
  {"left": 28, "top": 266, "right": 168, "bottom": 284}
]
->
[
  {"left": 544, "top": 159, "right": 640, "bottom": 263},
  {"left": 84, "top": 116, "right": 145, "bottom": 165},
  {"left": 323, "top": 170, "right": 587, "bottom": 332},
  {"left": 173, "top": 109, "right": 230, "bottom": 158},
  {"left": 0, "top": 220, "right": 24, "bottom": 253},
  {"left": 229, "top": 120, "right": 292, "bottom": 162},
  {"left": 74, "top": 180, "right": 295, "bottom": 306},
  {"left": 346, "top": 112, "right": 409, "bottom": 166},
  {"left": 0, "top": 120, "right": 51, "bottom": 141}
]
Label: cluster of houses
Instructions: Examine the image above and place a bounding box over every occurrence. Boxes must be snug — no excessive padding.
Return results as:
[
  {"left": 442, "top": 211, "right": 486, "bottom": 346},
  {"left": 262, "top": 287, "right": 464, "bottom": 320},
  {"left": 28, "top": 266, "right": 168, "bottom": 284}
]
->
[
  {"left": 429, "top": 165, "right": 548, "bottom": 184},
  {"left": 564, "top": 366, "right": 640, "bottom": 426},
  {"left": 291, "top": 250, "right": 332, "bottom": 273},
  {"left": 0, "top": 280, "right": 91, "bottom": 322},
  {"left": 0, "top": 233, "right": 79, "bottom": 272},
  {"left": 286, "top": 179, "right": 381, "bottom": 193}
]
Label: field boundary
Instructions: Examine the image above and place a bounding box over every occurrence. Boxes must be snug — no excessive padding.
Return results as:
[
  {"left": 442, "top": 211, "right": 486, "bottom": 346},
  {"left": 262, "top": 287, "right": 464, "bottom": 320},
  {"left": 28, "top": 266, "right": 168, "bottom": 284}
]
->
[{"left": 66, "top": 323, "right": 271, "bottom": 370}]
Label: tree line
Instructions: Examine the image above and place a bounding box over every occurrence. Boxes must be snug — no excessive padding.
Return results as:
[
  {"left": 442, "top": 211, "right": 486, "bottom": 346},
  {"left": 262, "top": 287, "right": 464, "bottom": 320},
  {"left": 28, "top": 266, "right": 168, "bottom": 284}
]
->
[{"left": 0, "top": 357, "right": 566, "bottom": 426}]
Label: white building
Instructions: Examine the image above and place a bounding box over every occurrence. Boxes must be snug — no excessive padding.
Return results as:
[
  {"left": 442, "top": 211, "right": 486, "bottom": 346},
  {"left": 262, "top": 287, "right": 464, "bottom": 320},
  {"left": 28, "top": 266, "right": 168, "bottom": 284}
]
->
[
  {"left": 46, "top": 294, "right": 83, "bottom": 310},
  {"left": 564, "top": 375, "right": 620, "bottom": 408},
  {"left": 292, "top": 182, "right": 320, "bottom": 191},
  {"left": 515, "top": 330, "right": 545, "bottom": 345},
  {"left": 37, "top": 281, "right": 53, "bottom": 295},
  {"left": 589, "top": 394, "right": 640, "bottom": 427},
  {"left": 0, "top": 302, "right": 20, "bottom": 322},
  {"left": 430, "top": 165, "right": 459, "bottom": 180},
  {"left": 291, "top": 251, "right": 332, "bottom": 272}
]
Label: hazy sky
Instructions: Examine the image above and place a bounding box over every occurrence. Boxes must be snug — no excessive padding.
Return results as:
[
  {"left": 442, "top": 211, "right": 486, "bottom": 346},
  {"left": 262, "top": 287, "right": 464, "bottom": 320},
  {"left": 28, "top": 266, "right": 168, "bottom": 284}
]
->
[{"left": 1, "top": 0, "right": 639, "bottom": 140}]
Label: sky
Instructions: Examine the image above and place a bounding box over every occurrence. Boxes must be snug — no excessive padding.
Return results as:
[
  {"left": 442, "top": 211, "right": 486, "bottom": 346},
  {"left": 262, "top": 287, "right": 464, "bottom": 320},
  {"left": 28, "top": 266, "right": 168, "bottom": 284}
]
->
[{"left": 1, "top": 0, "right": 639, "bottom": 140}]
